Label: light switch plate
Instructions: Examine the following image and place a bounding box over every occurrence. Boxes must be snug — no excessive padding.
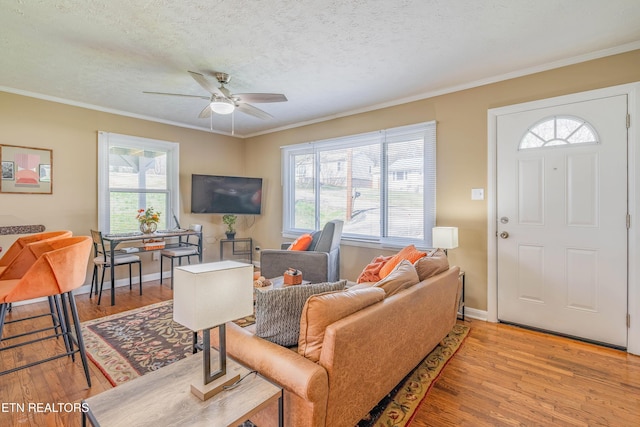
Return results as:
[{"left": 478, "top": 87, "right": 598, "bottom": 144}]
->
[{"left": 471, "top": 188, "right": 484, "bottom": 200}]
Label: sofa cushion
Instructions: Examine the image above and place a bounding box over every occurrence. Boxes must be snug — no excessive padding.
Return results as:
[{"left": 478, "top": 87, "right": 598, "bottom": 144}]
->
[
  {"left": 288, "top": 233, "right": 313, "bottom": 251},
  {"left": 379, "top": 244, "right": 426, "bottom": 279},
  {"left": 413, "top": 249, "right": 449, "bottom": 281},
  {"left": 298, "top": 287, "right": 385, "bottom": 362},
  {"left": 255, "top": 280, "right": 347, "bottom": 346},
  {"left": 374, "top": 259, "right": 420, "bottom": 296}
]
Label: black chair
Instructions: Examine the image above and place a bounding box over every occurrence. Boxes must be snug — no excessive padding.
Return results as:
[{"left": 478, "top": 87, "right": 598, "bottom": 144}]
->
[
  {"left": 90, "top": 230, "right": 142, "bottom": 305},
  {"left": 160, "top": 224, "right": 202, "bottom": 289}
]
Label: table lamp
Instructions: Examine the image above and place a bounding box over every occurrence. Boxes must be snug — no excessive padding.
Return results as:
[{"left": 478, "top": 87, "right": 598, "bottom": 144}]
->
[
  {"left": 173, "top": 260, "right": 254, "bottom": 401},
  {"left": 432, "top": 226, "right": 459, "bottom": 256}
]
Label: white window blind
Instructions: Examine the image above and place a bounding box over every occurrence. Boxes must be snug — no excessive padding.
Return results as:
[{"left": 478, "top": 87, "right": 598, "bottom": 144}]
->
[
  {"left": 97, "top": 132, "right": 180, "bottom": 233},
  {"left": 282, "top": 121, "right": 436, "bottom": 247}
]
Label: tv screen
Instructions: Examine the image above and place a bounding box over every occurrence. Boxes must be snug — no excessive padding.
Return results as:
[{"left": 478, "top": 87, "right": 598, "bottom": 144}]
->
[{"left": 191, "top": 174, "right": 263, "bottom": 215}]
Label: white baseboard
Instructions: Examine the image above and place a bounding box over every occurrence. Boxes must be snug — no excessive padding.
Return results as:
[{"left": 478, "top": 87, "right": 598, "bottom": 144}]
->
[{"left": 463, "top": 307, "right": 489, "bottom": 322}]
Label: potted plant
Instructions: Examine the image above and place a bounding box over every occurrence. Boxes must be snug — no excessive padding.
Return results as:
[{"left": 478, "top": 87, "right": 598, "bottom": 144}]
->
[{"left": 222, "top": 214, "right": 237, "bottom": 239}]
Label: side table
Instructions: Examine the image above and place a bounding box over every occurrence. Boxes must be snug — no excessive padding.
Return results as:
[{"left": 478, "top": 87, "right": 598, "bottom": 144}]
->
[
  {"left": 82, "top": 350, "right": 282, "bottom": 427},
  {"left": 220, "top": 237, "right": 253, "bottom": 263}
]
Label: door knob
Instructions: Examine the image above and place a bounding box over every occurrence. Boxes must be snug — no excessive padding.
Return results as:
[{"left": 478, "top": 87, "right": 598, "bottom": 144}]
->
[{"left": 500, "top": 231, "right": 509, "bottom": 239}]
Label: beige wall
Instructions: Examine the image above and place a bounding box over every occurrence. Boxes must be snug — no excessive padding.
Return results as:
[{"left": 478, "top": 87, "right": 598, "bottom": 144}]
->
[
  {"left": 246, "top": 49, "right": 640, "bottom": 312},
  {"left": 2, "top": 49, "right": 639, "bottom": 309},
  {"left": 0, "top": 92, "right": 245, "bottom": 282}
]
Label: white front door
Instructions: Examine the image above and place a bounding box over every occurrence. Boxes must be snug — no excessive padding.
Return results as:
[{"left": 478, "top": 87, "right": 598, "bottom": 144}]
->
[{"left": 496, "top": 95, "right": 628, "bottom": 348}]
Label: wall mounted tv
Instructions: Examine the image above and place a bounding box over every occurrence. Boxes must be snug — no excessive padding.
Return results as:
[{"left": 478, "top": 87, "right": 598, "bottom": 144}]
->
[{"left": 191, "top": 174, "right": 263, "bottom": 215}]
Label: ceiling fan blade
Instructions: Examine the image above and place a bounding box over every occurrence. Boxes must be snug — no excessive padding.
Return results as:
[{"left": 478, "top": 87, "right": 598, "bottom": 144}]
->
[
  {"left": 233, "top": 93, "right": 287, "bottom": 103},
  {"left": 143, "top": 91, "right": 210, "bottom": 100},
  {"left": 236, "top": 103, "right": 273, "bottom": 120},
  {"left": 188, "top": 71, "right": 224, "bottom": 97},
  {"left": 198, "top": 104, "right": 212, "bottom": 119}
]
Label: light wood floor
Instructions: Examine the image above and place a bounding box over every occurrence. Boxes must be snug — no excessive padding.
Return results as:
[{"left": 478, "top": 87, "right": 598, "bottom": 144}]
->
[{"left": 1, "top": 282, "right": 639, "bottom": 426}]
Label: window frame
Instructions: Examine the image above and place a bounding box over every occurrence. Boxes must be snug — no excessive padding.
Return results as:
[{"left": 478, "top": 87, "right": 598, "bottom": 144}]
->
[
  {"left": 281, "top": 121, "right": 436, "bottom": 248},
  {"left": 97, "top": 132, "right": 180, "bottom": 233}
]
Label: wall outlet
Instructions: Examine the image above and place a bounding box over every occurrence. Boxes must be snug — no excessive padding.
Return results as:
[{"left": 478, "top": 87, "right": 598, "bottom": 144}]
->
[
  {"left": 152, "top": 252, "right": 160, "bottom": 261},
  {"left": 255, "top": 246, "right": 261, "bottom": 252}
]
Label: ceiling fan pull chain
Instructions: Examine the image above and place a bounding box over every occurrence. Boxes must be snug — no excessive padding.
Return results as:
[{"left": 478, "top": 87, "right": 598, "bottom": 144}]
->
[{"left": 232, "top": 111, "right": 235, "bottom": 136}]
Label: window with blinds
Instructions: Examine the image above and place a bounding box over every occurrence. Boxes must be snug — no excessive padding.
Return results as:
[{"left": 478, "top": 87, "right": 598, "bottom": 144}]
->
[
  {"left": 97, "top": 132, "right": 180, "bottom": 233},
  {"left": 282, "top": 121, "right": 436, "bottom": 247}
]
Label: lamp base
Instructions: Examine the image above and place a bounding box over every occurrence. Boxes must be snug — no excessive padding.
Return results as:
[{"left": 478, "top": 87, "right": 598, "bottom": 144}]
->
[
  {"left": 190, "top": 370, "right": 241, "bottom": 401},
  {"left": 191, "top": 359, "right": 243, "bottom": 401}
]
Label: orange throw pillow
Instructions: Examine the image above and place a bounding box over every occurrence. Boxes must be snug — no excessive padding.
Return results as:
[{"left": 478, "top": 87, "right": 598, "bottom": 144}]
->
[
  {"left": 287, "top": 233, "right": 313, "bottom": 251},
  {"left": 356, "top": 255, "right": 393, "bottom": 283},
  {"left": 378, "top": 244, "right": 426, "bottom": 279}
]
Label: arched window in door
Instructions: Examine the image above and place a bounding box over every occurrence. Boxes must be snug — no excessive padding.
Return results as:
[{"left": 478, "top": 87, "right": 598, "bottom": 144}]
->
[{"left": 519, "top": 116, "right": 599, "bottom": 150}]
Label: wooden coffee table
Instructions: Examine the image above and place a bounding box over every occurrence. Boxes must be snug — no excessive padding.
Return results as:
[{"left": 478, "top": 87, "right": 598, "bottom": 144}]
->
[
  {"left": 256, "top": 275, "right": 311, "bottom": 291},
  {"left": 82, "top": 350, "right": 282, "bottom": 426}
]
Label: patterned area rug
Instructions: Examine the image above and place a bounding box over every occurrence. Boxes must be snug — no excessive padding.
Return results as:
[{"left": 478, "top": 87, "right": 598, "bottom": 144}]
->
[
  {"left": 81, "top": 300, "right": 255, "bottom": 386},
  {"left": 358, "top": 323, "right": 470, "bottom": 427},
  {"left": 82, "top": 301, "right": 469, "bottom": 427}
]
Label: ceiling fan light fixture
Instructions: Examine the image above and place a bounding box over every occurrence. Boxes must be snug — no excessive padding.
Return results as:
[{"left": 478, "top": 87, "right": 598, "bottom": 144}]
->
[{"left": 210, "top": 97, "right": 235, "bottom": 115}]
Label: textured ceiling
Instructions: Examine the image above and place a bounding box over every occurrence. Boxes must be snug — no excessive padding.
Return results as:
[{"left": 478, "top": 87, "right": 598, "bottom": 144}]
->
[{"left": 1, "top": 0, "right": 640, "bottom": 137}]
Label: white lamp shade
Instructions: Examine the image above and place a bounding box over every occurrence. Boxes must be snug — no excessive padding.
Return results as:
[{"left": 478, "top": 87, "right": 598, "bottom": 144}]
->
[
  {"left": 432, "top": 227, "right": 459, "bottom": 249},
  {"left": 173, "top": 261, "right": 254, "bottom": 331}
]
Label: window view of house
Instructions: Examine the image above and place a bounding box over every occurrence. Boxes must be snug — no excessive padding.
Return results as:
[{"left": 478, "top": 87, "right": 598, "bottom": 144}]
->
[{"left": 284, "top": 122, "right": 435, "bottom": 245}]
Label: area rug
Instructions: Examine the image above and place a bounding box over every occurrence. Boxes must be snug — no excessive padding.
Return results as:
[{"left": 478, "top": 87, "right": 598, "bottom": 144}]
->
[
  {"left": 81, "top": 300, "right": 255, "bottom": 386},
  {"left": 357, "top": 323, "right": 470, "bottom": 427}
]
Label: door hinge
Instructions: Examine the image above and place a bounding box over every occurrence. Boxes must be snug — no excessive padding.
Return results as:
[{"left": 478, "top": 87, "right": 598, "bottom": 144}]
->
[
  {"left": 627, "top": 313, "right": 631, "bottom": 328},
  {"left": 627, "top": 213, "right": 631, "bottom": 229},
  {"left": 627, "top": 114, "right": 631, "bottom": 129}
]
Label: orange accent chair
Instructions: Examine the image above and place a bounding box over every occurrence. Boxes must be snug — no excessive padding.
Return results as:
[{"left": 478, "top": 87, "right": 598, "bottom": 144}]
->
[
  {"left": 0, "top": 236, "right": 93, "bottom": 386},
  {"left": 0, "top": 230, "right": 73, "bottom": 275}
]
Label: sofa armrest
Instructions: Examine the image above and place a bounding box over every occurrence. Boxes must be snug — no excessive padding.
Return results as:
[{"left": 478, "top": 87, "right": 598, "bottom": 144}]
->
[
  {"left": 260, "top": 250, "right": 330, "bottom": 283},
  {"left": 222, "top": 322, "right": 329, "bottom": 403}
]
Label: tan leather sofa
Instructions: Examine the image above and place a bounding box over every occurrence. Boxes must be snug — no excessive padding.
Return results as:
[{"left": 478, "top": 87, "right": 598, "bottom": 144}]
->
[{"left": 223, "top": 265, "right": 462, "bottom": 427}]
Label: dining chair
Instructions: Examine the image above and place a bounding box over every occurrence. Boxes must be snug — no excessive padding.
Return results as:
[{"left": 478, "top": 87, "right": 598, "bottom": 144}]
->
[
  {"left": 0, "top": 236, "right": 93, "bottom": 386},
  {"left": 90, "top": 230, "right": 142, "bottom": 305},
  {"left": 160, "top": 224, "right": 202, "bottom": 289}
]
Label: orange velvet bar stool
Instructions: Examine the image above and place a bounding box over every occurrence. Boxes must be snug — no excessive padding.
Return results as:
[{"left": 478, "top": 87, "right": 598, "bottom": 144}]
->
[
  {"left": 0, "top": 237, "right": 73, "bottom": 343},
  {"left": 0, "top": 230, "right": 72, "bottom": 275},
  {"left": 0, "top": 236, "right": 93, "bottom": 386}
]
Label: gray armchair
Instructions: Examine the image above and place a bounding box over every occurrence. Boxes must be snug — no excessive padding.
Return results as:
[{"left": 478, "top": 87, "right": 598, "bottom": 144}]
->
[{"left": 260, "top": 220, "right": 344, "bottom": 283}]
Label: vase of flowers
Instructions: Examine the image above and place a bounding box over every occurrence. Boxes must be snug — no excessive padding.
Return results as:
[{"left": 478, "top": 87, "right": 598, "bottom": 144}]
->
[{"left": 137, "top": 207, "right": 160, "bottom": 234}]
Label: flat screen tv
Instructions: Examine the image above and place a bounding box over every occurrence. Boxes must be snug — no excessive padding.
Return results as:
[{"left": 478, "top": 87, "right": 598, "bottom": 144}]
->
[{"left": 191, "top": 174, "right": 263, "bottom": 215}]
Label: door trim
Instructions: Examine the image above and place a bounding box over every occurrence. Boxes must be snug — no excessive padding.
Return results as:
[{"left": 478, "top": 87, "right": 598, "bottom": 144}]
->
[{"left": 487, "top": 82, "right": 640, "bottom": 355}]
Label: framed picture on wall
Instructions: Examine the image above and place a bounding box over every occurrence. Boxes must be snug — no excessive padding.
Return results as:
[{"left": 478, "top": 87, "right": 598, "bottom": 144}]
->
[
  {"left": 2, "top": 161, "right": 14, "bottom": 180},
  {"left": 0, "top": 144, "right": 53, "bottom": 194}
]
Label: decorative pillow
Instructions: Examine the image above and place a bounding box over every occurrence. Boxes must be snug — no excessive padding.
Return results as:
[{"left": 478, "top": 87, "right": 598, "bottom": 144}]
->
[
  {"left": 356, "top": 255, "right": 393, "bottom": 284},
  {"left": 378, "top": 244, "right": 427, "bottom": 279},
  {"left": 255, "top": 280, "right": 347, "bottom": 346},
  {"left": 298, "top": 287, "right": 385, "bottom": 362},
  {"left": 413, "top": 249, "right": 449, "bottom": 281},
  {"left": 288, "top": 233, "right": 313, "bottom": 251},
  {"left": 374, "top": 259, "right": 420, "bottom": 296}
]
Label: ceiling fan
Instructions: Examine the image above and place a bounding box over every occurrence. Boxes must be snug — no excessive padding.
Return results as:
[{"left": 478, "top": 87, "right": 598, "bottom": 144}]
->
[{"left": 144, "top": 71, "right": 287, "bottom": 120}]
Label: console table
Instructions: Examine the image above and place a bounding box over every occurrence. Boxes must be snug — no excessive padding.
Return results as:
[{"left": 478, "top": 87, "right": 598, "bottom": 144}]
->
[
  {"left": 82, "top": 350, "right": 283, "bottom": 427},
  {"left": 219, "top": 237, "right": 253, "bottom": 264},
  {"left": 102, "top": 229, "right": 202, "bottom": 306}
]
